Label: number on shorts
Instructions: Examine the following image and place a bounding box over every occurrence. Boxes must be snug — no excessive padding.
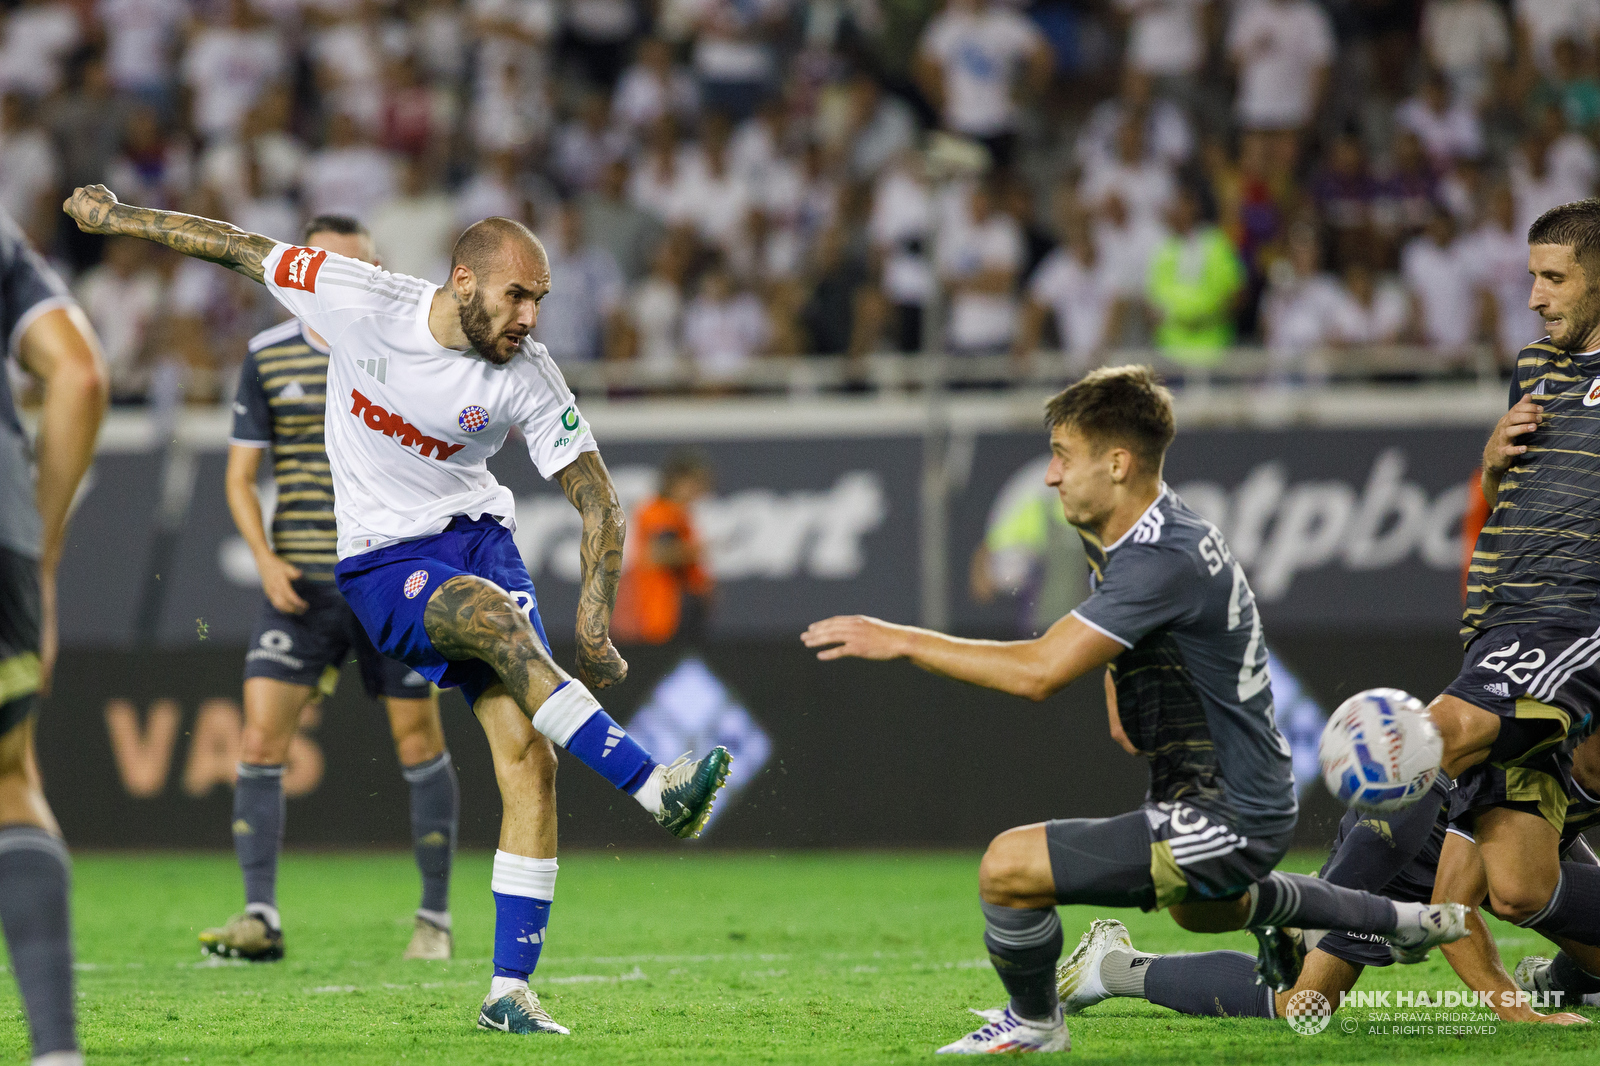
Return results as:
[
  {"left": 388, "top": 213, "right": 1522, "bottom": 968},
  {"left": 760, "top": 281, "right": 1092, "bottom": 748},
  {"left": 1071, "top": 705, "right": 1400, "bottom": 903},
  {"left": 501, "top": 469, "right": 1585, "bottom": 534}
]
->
[{"left": 1478, "top": 641, "right": 1546, "bottom": 685}]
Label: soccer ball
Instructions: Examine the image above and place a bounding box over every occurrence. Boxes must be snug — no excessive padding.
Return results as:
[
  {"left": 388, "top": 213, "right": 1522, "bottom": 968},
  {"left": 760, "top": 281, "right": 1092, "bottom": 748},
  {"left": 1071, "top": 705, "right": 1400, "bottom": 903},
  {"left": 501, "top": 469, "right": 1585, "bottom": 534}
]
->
[{"left": 1317, "top": 688, "right": 1443, "bottom": 811}]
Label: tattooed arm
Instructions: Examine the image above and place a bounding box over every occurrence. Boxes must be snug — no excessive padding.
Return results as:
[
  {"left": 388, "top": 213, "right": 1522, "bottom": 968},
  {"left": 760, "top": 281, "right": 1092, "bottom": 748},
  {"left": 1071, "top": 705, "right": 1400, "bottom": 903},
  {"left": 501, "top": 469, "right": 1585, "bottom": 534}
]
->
[
  {"left": 63, "top": 185, "right": 275, "bottom": 283},
  {"left": 555, "top": 450, "right": 629, "bottom": 689}
]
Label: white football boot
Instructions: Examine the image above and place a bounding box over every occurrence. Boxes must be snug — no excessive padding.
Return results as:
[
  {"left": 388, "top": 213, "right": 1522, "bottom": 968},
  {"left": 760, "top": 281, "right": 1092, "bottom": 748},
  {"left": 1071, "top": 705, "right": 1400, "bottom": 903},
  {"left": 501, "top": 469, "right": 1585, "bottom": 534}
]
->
[
  {"left": 936, "top": 1006, "right": 1069, "bottom": 1054},
  {"left": 1056, "top": 918, "right": 1134, "bottom": 1014},
  {"left": 1385, "top": 901, "right": 1469, "bottom": 964}
]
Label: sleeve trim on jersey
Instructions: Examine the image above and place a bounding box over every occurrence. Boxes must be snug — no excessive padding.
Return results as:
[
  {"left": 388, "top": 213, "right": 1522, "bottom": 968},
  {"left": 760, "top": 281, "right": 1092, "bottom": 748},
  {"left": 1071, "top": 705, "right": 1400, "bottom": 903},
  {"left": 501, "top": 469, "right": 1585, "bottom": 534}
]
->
[
  {"left": 7, "top": 295, "right": 76, "bottom": 357},
  {"left": 1444, "top": 825, "right": 1476, "bottom": 845},
  {"left": 1070, "top": 610, "right": 1132, "bottom": 649},
  {"left": 227, "top": 437, "right": 271, "bottom": 448}
]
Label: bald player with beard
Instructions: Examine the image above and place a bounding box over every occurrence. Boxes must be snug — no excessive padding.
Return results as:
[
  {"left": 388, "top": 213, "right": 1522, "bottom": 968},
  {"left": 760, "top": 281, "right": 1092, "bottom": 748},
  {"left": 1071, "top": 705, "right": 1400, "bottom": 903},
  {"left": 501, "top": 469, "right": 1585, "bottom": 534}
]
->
[{"left": 63, "top": 185, "right": 731, "bottom": 1037}]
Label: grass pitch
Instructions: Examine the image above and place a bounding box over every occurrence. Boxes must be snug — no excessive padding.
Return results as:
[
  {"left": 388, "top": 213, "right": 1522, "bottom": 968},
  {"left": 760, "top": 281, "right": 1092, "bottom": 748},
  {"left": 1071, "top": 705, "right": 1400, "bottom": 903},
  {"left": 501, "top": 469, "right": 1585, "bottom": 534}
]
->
[{"left": 2, "top": 851, "right": 1597, "bottom": 1064}]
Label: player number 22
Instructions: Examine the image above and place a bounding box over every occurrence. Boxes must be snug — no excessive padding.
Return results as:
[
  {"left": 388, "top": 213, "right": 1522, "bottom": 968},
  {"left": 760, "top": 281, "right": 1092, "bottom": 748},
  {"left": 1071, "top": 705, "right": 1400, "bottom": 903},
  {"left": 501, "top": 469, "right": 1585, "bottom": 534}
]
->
[{"left": 1477, "top": 641, "right": 1546, "bottom": 685}]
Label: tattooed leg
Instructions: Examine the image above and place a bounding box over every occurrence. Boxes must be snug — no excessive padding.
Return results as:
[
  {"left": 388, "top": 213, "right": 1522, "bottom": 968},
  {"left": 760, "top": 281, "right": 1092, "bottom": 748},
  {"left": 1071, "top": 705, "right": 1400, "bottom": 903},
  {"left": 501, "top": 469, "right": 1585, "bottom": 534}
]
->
[{"left": 423, "top": 576, "right": 660, "bottom": 801}]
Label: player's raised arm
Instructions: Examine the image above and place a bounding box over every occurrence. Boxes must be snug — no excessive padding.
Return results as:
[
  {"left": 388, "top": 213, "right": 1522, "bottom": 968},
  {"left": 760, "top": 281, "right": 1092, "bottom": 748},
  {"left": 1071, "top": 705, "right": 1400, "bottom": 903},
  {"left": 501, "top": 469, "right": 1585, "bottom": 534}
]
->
[
  {"left": 801, "top": 613, "right": 1123, "bottom": 702},
  {"left": 63, "top": 185, "right": 276, "bottom": 283},
  {"left": 555, "top": 450, "right": 628, "bottom": 690}
]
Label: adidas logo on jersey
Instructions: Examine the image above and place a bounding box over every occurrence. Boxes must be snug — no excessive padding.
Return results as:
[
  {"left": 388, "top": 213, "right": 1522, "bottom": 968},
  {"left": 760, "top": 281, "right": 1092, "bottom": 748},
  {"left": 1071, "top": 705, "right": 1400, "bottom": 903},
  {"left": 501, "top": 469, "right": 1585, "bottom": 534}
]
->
[
  {"left": 349, "top": 389, "right": 466, "bottom": 461},
  {"left": 1130, "top": 506, "right": 1166, "bottom": 544},
  {"left": 1483, "top": 681, "right": 1510, "bottom": 698},
  {"left": 356, "top": 357, "right": 388, "bottom": 384}
]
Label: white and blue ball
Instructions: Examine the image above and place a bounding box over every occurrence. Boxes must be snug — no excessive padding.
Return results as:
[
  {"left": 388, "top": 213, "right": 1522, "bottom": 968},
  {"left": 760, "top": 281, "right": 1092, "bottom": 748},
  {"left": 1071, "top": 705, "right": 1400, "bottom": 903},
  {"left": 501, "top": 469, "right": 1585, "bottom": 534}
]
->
[{"left": 1317, "top": 688, "right": 1442, "bottom": 812}]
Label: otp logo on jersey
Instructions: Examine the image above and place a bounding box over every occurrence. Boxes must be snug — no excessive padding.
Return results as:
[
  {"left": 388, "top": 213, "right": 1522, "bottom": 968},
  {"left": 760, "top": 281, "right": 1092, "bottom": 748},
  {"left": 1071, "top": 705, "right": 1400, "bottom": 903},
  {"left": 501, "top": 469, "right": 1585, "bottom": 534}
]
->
[
  {"left": 349, "top": 390, "right": 466, "bottom": 460},
  {"left": 403, "top": 570, "right": 430, "bottom": 599},
  {"left": 458, "top": 405, "right": 490, "bottom": 432},
  {"left": 274, "top": 246, "right": 327, "bottom": 292}
]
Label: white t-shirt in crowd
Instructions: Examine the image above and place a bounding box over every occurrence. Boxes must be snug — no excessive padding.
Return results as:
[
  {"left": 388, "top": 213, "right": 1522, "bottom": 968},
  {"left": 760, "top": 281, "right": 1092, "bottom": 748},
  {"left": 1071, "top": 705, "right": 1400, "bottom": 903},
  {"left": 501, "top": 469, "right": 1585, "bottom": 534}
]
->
[
  {"left": 1329, "top": 279, "right": 1408, "bottom": 345},
  {"left": 1512, "top": 137, "right": 1599, "bottom": 236},
  {"left": 1515, "top": 0, "right": 1600, "bottom": 71},
  {"left": 682, "top": 291, "right": 768, "bottom": 380},
  {"left": 1115, "top": 0, "right": 1206, "bottom": 77},
  {"left": 300, "top": 145, "right": 399, "bottom": 221},
  {"left": 1227, "top": 0, "right": 1335, "bottom": 130},
  {"left": 259, "top": 242, "right": 598, "bottom": 558},
  {"left": 1076, "top": 97, "right": 1194, "bottom": 168},
  {"left": 75, "top": 265, "right": 164, "bottom": 380},
  {"left": 938, "top": 211, "right": 1024, "bottom": 351},
  {"left": 1263, "top": 272, "right": 1343, "bottom": 353},
  {"left": 0, "top": 128, "right": 57, "bottom": 227},
  {"left": 1027, "top": 247, "right": 1116, "bottom": 358},
  {"left": 97, "top": 0, "right": 185, "bottom": 91},
  {"left": 1461, "top": 222, "right": 1546, "bottom": 355},
  {"left": 1422, "top": 0, "right": 1509, "bottom": 99},
  {"left": 918, "top": 6, "right": 1047, "bottom": 137},
  {"left": 182, "top": 27, "right": 286, "bottom": 140},
  {"left": 1078, "top": 156, "right": 1177, "bottom": 229},
  {"left": 370, "top": 193, "right": 458, "bottom": 283},
  {"left": 1394, "top": 97, "right": 1483, "bottom": 168},
  {"left": 869, "top": 165, "right": 934, "bottom": 306},
  {"left": 1400, "top": 235, "right": 1477, "bottom": 348},
  {"left": 1094, "top": 216, "right": 1168, "bottom": 298},
  {"left": 0, "top": 2, "right": 80, "bottom": 97}
]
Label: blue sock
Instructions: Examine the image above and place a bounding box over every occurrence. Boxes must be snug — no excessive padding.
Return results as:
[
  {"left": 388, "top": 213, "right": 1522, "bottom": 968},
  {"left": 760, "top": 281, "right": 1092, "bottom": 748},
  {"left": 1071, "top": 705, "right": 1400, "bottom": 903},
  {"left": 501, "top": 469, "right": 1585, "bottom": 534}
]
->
[
  {"left": 491, "top": 852, "right": 556, "bottom": 981},
  {"left": 532, "top": 681, "right": 656, "bottom": 793}
]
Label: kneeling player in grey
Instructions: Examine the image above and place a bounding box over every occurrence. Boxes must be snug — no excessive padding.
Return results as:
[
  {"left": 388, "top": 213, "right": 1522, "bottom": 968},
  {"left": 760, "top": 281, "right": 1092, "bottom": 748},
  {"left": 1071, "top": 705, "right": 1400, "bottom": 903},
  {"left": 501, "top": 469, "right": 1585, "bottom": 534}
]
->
[
  {"left": 0, "top": 210, "right": 109, "bottom": 1065},
  {"left": 199, "top": 218, "right": 458, "bottom": 963},
  {"left": 804, "top": 366, "right": 1470, "bottom": 1054}
]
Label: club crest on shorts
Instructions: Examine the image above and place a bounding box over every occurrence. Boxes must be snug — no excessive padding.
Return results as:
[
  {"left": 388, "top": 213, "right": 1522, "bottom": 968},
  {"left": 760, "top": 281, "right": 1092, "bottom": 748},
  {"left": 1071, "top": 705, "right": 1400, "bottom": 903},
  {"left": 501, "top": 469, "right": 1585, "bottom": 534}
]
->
[
  {"left": 1585, "top": 378, "right": 1600, "bottom": 406},
  {"left": 403, "top": 569, "right": 430, "bottom": 599},
  {"left": 458, "top": 405, "right": 490, "bottom": 432}
]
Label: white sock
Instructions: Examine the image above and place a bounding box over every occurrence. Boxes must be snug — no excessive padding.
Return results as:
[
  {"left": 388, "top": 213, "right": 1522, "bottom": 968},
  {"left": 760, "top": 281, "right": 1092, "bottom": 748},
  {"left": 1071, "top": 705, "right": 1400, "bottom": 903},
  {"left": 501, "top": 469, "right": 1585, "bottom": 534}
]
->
[
  {"left": 632, "top": 763, "right": 667, "bottom": 816},
  {"left": 489, "top": 974, "right": 527, "bottom": 1001},
  {"left": 417, "top": 908, "right": 451, "bottom": 930},
  {"left": 246, "top": 902, "right": 281, "bottom": 931},
  {"left": 33, "top": 1052, "right": 85, "bottom": 1066}
]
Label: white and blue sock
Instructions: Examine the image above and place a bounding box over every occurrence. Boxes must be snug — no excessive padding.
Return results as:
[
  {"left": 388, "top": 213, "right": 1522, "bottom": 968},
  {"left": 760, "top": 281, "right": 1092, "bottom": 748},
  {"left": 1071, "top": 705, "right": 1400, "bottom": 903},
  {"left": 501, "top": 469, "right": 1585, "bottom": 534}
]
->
[
  {"left": 489, "top": 851, "right": 556, "bottom": 998},
  {"left": 533, "top": 682, "right": 659, "bottom": 809}
]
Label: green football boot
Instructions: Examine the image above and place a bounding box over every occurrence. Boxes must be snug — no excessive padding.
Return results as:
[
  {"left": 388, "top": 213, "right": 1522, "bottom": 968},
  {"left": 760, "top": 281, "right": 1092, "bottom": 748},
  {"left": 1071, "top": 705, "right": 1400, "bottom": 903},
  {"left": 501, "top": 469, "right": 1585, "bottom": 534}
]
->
[
  {"left": 653, "top": 747, "right": 733, "bottom": 839},
  {"left": 477, "top": 987, "right": 569, "bottom": 1035}
]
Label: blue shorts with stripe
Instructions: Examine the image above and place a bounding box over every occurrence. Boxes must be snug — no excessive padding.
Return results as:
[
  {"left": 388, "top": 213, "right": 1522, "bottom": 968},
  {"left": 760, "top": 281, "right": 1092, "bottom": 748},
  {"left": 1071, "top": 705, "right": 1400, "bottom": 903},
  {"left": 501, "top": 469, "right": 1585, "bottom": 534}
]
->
[
  {"left": 1443, "top": 622, "right": 1600, "bottom": 757},
  {"left": 334, "top": 515, "right": 549, "bottom": 710}
]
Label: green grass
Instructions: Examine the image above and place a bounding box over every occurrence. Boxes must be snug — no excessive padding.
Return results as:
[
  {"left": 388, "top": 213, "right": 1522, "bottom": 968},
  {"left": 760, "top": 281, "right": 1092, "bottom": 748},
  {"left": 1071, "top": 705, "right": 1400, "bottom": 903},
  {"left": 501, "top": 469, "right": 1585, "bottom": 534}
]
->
[{"left": 1, "top": 850, "right": 1597, "bottom": 1064}]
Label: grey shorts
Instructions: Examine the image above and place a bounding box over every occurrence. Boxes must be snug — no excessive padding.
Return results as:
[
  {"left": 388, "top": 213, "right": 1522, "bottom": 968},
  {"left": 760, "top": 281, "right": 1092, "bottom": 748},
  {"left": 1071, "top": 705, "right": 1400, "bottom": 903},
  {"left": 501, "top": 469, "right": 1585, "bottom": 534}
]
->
[
  {"left": 246, "top": 580, "right": 430, "bottom": 701},
  {"left": 1045, "top": 801, "right": 1293, "bottom": 912}
]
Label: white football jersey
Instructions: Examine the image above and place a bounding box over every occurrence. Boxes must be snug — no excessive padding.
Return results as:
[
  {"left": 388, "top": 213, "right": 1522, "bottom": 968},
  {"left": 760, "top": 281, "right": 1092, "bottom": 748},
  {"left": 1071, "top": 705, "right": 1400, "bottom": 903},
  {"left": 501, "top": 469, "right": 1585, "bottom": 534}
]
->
[{"left": 261, "top": 242, "right": 598, "bottom": 560}]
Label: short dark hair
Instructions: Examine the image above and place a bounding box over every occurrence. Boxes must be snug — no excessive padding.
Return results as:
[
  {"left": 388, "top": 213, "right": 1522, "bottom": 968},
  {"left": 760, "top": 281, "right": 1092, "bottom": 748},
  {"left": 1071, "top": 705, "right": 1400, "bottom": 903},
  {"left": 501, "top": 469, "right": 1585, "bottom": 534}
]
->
[
  {"left": 451, "top": 216, "right": 542, "bottom": 277},
  {"left": 1528, "top": 198, "right": 1600, "bottom": 274},
  {"left": 303, "top": 214, "right": 368, "bottom": 241},
  {"left": 1045, "top": 365, "right": 1176, "bottom": 472}
]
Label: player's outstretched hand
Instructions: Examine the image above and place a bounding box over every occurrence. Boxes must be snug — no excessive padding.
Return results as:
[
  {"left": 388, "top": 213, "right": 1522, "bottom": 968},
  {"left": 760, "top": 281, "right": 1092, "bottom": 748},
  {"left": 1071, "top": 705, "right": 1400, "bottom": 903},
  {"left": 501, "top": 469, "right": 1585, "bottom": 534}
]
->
[
  {"left": 63, "top": 185, "right": 120, "bottom": 234},
  {"left": 802, "top": 615, "right": 911, "bottom": 661},
  {"left": 1484, "top": 396, "right": 1544, "bottom": 475},
  {"left": 1531, "top": 1012, "right": 1590, "bottom": 1025},
  {"left": 578, "top": 639, "right": 628, "bottom": 690},
  {"left": 257, "top": 554, "right": 309, "bottom": 615}
]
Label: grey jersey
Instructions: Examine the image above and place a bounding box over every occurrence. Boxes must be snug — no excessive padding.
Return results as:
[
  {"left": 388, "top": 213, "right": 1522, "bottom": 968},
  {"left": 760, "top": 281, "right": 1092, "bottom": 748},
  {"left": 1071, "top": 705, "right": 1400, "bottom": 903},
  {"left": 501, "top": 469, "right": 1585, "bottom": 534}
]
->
[
  {"left": 0, "top": 211, "right": 74, "bottom": 559},
  {"left": 1073, "top": 486, "right": 1297, "bottom": 838}
]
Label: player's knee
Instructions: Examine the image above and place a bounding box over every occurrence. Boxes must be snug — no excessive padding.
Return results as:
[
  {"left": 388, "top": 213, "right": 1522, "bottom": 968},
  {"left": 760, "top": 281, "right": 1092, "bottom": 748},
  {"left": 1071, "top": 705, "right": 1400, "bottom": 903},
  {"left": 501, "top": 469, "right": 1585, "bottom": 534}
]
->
[
  {"left": 394, "top": 730, "right": 443, "bottom": 767},
  {"left": 239, "top": 721, "right": 295, "bottom": 765},
  {"left": 978, "top": 833, "right": 1039, "bottom": 906},
  {"left": 1485, "top": 880, "right": 1554, "bottom": 925}
]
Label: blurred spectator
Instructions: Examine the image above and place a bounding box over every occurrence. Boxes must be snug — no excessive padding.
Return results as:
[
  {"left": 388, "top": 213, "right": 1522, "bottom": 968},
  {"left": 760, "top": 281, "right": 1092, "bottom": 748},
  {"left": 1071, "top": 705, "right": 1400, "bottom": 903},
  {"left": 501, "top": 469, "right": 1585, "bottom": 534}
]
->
[
  {"left": 1372, "top": 130, "right": 1439, "bottom": 261},
  {"left": 1422, "top": 0, "right": 1511, "bottom": 103},
  {"left": 1262, "top": 223, "right": 1341, "bottom": 372},
  {"left": 613, "top": 37, "right": 700, "bottom": 134},
  {"left": 1093, "top": 190, "right": 1167, "bottom": 322},
  {"left": 97, "top": 0, "right": 187, "bottom": 101},
  {"left": 1464, "top": 183, "right": 1549, "bottom": 359},
  {"left": 380, "top": 54, "right": 451, "bottom": 160},
  {"left": 1536, "top": 36, "right": 1600, "bottom": 133},
  {"left": 669, "top": 116, "right": 752, "bottom": 254},
  {"left": 370, "top": 158, "right": 458, "bottom": 282},
  {"left": 1115, "top": 0, "right": 1209, "bottom": 84},
  {"left": 565, "top": 0, "right": 642, "bottom": 89},
  {"left": 44, "top": 57, "right": 131, "bottom": 196},
  {"left": 456, "top": 150, "right": 533, "bottom": 228},
  {"left": 0, "top": 0, "right": 81, "bottom": 99},
  {"left": 231, "top": 146, "right": 300, "bottom": 245},
  {"left": 1015, "top": 207, "right": 1120, "bottom": 374},
  {"left": 799, "top": 223, "right": 873, "bottom": 356},
  {"left": 468, "top": 0, "right": 556, "bottom": 153},
  {"left": 1329, "top": 259, "right": 1407, "bottom": 346},
  {"left": 199, "top": 88, "right": 306, "bottom": 207},
  {"left": 628, "top": 235, "right": 692, "bottom": 373},
  {"left": 0, "top": 93, "right": 59, "bottom": 237},
  {"left": 415, "top": 0, "right": 470, "bottom": 84},
  {"left": 1510, "top": 111, "right": 1599, "bottom": 236},
  {"left": 554, "top": 91, "right": 630, "bottom": 193},
  {"left": 936, "top": 178, "right": 1024, "bottom": 354},
  {"left": 300, "top": 113, "right": 398, "bottom": 221},
  {"left": 1309, "top": 130, "right": 1378, "bottom": 271},
  {"left": 613, "top": 448, "right": 715, "bottom": 646},
  {"left": 684, "top": 0, "right": 783, "bottom": 121},
  {"left": 1227, "top": 0, "right": 1335, "bottom": 132},
  {"left": 1401, "top": 211, "right": 1477, "bottom": 355},
  {"left": 309, "top": 3, "right": 385, "bottom": 131},
  {"left": 1146, "top": 184, "right": 1245, "bottom": 363},
  {"left": 1078, "top": 117, "right": 1176, "bottom": 231},
  {"left": 837, "top": 72, "right": 917, "bottom": 181},
  {"left": 535, "top": 202, "right": 626, "bottom": 362},
  {"left": 682, "top": 259, "right": 769, "bottom": 381},
  {"left": 1076, "top": 68, "right": 1195, "bottom": 170},
  {"left": 1395, "top": 68, "right": 1484, "bottom": 171},
  {"left": 629, "top": 118, "right": 688, "bottom": 221},
  {"left": 914, "top": 0, "right": 1052, "bottom": 168},
  {"left": 867, "top": 152, "right": 935, "bottom": 352},
  {"left": 74, "top": 236, "right": 165, "bottom": 400},
  {"left": 970, "top": 457, "right": 1088, "bottom": 636},
  {"left": 106, "top": 106, "right": 193, "bottom": 213},
  {"left": 182, "top": 0, "right": 287, "bottom": 142},
  {"left": 1514, "top": 0, "right": 1600, "bottom": 73},
  {"left": 581, "top": 158, "right": 664, "bottom": 282}
]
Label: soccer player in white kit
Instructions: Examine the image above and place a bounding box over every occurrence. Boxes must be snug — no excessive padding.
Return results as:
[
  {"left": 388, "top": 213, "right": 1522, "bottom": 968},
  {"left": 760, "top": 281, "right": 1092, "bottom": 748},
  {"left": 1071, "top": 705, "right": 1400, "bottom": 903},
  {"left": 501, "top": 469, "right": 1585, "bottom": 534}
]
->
[{"left": 63, "top": 185, "right": 731, "bottom": 1036}]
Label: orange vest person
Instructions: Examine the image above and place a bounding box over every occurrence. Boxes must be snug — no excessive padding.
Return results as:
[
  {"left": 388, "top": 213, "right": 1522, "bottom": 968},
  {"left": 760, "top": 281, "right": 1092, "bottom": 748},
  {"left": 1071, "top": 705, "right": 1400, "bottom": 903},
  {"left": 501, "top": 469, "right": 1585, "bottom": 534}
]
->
[{"left": 613, "top": 450, "right": 715, "bottom": 644}]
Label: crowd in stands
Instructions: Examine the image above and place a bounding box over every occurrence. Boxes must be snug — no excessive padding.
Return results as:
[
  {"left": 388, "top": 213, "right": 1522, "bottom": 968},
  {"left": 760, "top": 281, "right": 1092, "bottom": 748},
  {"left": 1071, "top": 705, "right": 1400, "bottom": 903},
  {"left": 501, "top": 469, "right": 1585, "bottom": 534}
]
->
[{"left": 0, "top": 0, "right": 1588, "bottom": 399}]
